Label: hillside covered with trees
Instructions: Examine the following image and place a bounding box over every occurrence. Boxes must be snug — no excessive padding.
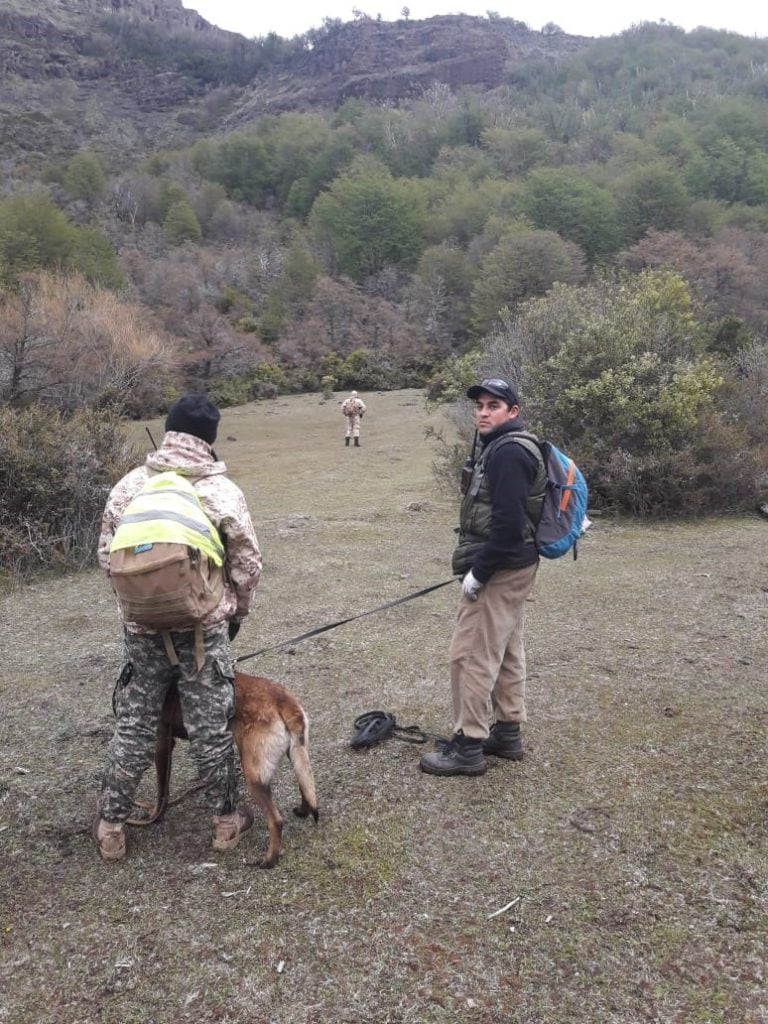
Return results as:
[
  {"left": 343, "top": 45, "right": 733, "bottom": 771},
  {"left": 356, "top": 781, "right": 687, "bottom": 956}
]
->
[{"left": 2, "top": 1, "right": 768, "bottom": 572}]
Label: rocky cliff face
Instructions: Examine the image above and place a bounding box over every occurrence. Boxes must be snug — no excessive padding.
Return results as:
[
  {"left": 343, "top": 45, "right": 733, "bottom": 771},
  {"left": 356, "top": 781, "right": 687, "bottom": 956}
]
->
[
  {"left": 230, "top": 14, "right": 589, "bottom": 116},
  {"left": 0, "top": 0, "right": 590, "bottom": 177},
  {"left": 0, "top": 0, "right": 224, "bottom": 81},
  {"left": 0, "top": 0, "right": 232, "bottom": 177}
]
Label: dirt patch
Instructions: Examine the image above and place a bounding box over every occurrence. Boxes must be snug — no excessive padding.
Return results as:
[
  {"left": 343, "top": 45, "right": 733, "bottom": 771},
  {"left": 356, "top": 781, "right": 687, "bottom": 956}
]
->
[{"left": 1, "top": 390, "right": 766, "bottom": 1023}]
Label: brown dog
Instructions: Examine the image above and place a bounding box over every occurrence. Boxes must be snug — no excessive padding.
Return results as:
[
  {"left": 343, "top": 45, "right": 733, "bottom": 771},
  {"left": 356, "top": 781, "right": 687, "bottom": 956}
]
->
[{"left": 137, "top": 670, "right": 319, "bottom": 868}]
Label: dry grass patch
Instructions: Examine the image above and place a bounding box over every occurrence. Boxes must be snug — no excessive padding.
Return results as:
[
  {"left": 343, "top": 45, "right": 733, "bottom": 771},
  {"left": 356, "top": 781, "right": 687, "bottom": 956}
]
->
[{"left": 1, "top": 390, "right": 766, "bottom": 1023}]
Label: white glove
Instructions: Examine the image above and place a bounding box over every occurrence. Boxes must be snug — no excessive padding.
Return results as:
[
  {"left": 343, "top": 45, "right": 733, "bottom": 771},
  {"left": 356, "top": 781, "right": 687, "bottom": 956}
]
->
[{"left": 461, "top": 570, "right": 483, "bottom": 601}]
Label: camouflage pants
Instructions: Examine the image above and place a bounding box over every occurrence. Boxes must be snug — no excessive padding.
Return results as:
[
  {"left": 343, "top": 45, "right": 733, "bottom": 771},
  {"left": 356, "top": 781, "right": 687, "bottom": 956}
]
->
[
  {"left": 100, "top": 626, "right": 238, "bottom": 822},
  {"left": 344, "top": 414, "right": 362, "bottom": 438}
]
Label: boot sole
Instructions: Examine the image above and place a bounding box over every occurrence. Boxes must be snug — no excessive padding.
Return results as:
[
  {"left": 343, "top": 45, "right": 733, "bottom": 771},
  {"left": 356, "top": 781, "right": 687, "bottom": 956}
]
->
[
  {"left": 484, "top": 749, "right": 524, "bottom": 761},
  {"left": 419, "top": 761, "right": 488, "bottom": 777}
]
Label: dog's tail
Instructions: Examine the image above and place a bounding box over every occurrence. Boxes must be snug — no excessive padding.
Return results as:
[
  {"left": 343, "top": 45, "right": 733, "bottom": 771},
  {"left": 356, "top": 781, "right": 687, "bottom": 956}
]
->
[{"left": 285, "top": 707, "right": 319, "bottom": 822}]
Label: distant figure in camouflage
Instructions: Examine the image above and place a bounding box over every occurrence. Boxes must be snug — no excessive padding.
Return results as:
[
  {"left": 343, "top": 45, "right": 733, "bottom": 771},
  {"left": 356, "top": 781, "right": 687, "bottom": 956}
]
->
[
  {"left": 341, "top": 390, "right": 366, "bottom": 446},
  {"left": 94, "top": 395, "right": 262, "bottom": 862}
]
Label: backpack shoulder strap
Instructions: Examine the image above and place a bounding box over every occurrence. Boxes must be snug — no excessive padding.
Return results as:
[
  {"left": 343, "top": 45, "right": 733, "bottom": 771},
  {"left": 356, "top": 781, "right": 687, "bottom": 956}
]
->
[{"left": 483, "top": 431, "right": 544, "bottom": 469}]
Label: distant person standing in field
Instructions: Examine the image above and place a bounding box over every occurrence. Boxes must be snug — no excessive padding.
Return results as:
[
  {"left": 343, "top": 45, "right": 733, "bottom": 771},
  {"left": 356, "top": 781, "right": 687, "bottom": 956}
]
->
[
  {"left": 420, "top": 378, "right": 546, "bottom": 778},
  {"left": 341, "top": 390, "right": 366, "bottom": 446}
]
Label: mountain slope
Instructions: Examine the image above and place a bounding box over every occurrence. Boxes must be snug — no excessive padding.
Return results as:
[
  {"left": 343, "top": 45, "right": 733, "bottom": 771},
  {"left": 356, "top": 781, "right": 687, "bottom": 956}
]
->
[{"left": 0, "top": 0, "right": 589, "bottom": 176}]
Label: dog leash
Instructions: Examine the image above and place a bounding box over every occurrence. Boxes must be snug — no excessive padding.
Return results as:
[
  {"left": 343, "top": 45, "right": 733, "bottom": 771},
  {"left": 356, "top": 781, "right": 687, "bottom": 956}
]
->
[
  {"left": 234, "top": 578, "right": 456, "bottom": 665},
  {"left": 350, "top": 710, "right": 450, "bottom": 748}
]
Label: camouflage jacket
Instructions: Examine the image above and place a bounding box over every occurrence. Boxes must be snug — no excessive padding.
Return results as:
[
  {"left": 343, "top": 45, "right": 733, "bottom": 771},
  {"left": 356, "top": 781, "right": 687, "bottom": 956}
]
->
[
  {"left": 342, "top": 398, "right": 366, "bottom": 417},
  {"left": 98, "top": 431, "right": 262, "bottom": 633}
]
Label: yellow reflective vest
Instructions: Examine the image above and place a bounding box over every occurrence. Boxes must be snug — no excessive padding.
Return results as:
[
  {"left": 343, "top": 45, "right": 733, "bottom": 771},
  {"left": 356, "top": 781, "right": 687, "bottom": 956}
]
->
[{"left": 110, "top": 472, "right": 225, "bottom": 565}]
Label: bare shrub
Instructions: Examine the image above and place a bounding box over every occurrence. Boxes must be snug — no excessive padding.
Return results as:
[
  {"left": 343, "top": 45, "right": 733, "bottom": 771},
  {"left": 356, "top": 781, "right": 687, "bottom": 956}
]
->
[
  {"left": 0, "top": 271, "right": 171, "bottom": 412},
  {"left": 0, "top": 405, "right": 138, "bottom": 580}
]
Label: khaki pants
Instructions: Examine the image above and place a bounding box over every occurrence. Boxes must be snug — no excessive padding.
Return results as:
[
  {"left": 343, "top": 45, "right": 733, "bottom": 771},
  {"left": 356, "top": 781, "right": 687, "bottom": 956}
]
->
[{"left": 449, "top": 563, "right": 538, "bottom": 739}]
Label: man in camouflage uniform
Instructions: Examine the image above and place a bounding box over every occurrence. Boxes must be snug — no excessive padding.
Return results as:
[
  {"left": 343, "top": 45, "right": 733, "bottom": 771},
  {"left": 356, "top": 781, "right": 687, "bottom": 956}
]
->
[
  {"left": 341, "top": 390, "right": 366, "bottom": 446},
  {"left": 95, "top": 395, "right": 262, "bottom": 862}
]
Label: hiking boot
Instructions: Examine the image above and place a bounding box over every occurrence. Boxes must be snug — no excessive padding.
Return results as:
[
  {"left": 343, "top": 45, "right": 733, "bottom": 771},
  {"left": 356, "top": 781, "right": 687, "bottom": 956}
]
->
[
  {"left": 354, "top": 437, "right": 360, "bottom": 447},
  {"left": 483, "top": 721, "right": 524, "bottom": 761},
  {"left": 345, "top": 437, "right": 350, "bottom": 446},
  {"left": 212, "top": 806, "right": 255, "bottom": 851},
  {"left": 94, "top": 818, "right": 126, "bottom": 862},
  {"left": 420, "top": 731, "right": 487, "bottom": 777}
]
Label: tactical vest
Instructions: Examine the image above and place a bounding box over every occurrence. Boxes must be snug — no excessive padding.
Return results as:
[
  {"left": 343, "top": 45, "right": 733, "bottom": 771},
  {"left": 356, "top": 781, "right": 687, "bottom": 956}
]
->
[{"left": 456, "top": 431, "right": 547, "bottom": 556}]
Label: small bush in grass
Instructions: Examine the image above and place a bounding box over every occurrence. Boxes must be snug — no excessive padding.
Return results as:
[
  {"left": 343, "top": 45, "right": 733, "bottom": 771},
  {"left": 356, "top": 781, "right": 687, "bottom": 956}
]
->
[{"left": 0, "top": 404, "right": 138, "bottom": 580}]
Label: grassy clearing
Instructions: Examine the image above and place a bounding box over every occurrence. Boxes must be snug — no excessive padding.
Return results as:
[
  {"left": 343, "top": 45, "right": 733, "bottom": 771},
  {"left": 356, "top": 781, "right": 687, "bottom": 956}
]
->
[{"left": 1, "top": 389, "right": 766, "bottom": 1023}]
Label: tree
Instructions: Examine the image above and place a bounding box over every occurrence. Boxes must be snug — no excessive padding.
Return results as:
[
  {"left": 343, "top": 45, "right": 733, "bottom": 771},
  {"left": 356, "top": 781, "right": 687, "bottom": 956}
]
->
[
  {"left": 0, "top": 193, "right": 76, "bottom": 283},
  {"left": 481, "top": 126, "right": 549, "bottom": 177},
  {"left": 411, "top": 243, "right": 476, "bottom": 349},
  {"left": 425, "top": 178, "right": 517, "bottom": 248},
  {"left": 521, "top": 168, "right": 621, "bottom": 262},
  {"left": 309, "top": 162, "right": 426, "bottom": 281},
  {"left": 191, "top": 133, "right": 272, "bottom": 205},
  {"left": 275, "top": 240, "right": 320, "bottom": 317},
  {"left": 619, "top": 227, "right": 768, "bottom": 331},
  {"left": 162, "top": 200, "right": 203, "bottom": 245},
  {"left": 614, "top": 164, "right": 689, "bottom": 243},
  {"left": 470, "top": 224, "right": 586, "bottom": 336},
  {"left": 63, "top": 151, "right": 106, "bottom": 205},
  {"left": 472, "top": 270, "right": 766, "bottom": 515},
  {"left": 0, "top": 192, "right": 121, "bottom": 287}
]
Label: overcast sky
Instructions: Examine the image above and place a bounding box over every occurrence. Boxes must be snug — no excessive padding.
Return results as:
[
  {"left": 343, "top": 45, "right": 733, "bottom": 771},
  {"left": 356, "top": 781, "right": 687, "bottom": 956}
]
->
[{"left": 183, "top": 0, "right": 768, "bottom": 42}]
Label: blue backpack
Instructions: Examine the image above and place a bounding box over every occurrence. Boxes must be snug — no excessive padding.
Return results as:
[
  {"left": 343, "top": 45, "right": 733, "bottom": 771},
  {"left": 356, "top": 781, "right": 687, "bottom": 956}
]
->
[{"left": 489, "top": 433, "right": 590, "bottom": 560}]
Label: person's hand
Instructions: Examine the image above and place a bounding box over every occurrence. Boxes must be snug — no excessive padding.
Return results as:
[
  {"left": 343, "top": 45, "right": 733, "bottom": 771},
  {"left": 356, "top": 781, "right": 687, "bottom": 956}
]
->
[
  {"left": 461, "top": 570, "right": 482, "bottom": 601},
  {"left": 228, "top": 620, "right": 241, "bottom": 641}
]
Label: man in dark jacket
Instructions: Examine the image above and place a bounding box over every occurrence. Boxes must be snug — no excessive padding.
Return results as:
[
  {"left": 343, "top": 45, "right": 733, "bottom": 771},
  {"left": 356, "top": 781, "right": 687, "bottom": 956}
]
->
[{"left": 420, "top": 378, "right": 545, "bottom": 777}]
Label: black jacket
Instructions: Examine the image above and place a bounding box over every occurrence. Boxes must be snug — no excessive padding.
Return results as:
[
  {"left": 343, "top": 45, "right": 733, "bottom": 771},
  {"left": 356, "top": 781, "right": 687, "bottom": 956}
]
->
[{"left": 452, "top": 419, "right": 541, "bottom": 582}]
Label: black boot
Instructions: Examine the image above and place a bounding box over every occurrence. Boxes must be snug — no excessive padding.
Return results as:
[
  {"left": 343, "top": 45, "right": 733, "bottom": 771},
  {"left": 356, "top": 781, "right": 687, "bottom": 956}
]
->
[
  {"left": 420, "top": 730, "right": 487, "bottom": 776},
  {"left": 482, "top": 721, "right": 523, "bottom": 761},
  {"left": 354, "top": 437, "right": 360, "bottom": 447},
  {"left": 345, "top": 437, "right": 350, "bottom": 446}
]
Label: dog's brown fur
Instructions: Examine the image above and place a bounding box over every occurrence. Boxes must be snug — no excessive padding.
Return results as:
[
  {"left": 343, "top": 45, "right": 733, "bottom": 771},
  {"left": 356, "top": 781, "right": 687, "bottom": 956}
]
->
[{"left": 149, "top": 670, "right": 319, "bottom": 868}]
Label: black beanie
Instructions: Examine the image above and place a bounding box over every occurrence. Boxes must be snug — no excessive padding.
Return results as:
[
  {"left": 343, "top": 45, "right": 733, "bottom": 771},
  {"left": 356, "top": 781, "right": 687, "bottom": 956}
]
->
[{"left": 164, "top": 395, "right": 220, "bottom": 444}]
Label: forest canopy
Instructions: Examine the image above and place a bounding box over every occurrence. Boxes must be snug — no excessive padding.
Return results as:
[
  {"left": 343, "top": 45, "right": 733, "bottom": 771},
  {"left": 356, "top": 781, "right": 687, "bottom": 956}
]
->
[{"left": 2, "top": 18, "right": 768, "bottom": 532}]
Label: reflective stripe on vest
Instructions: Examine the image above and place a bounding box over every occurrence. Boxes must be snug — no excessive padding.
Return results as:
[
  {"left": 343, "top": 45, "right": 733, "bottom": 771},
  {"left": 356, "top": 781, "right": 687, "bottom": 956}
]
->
[{"left": 109, "top": 472, "right": 225, "bottom": 565}]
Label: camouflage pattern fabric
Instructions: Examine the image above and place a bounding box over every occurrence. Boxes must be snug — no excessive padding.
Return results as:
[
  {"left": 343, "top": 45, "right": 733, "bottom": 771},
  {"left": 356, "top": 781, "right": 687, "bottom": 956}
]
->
[
  {"left": 99, "top": 626, "right": 239, "bottom": 822},
  {"left": 341, "top": 396, "right": 366, "bottom": 438},
  {"left": 98, "top": 431, "right": 261, "bottom": 633}
]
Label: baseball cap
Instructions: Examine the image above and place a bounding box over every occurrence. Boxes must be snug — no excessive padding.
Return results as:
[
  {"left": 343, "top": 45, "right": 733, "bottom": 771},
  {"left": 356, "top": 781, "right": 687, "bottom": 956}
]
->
[{"left": 466, "top": 378, "right": 519, "bottom": 407}]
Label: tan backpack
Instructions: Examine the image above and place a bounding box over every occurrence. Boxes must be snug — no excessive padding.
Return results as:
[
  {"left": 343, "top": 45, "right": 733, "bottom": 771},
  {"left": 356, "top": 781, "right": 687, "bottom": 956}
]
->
[
  {"left": 108, "top": 543, "right": 224, "bottom": 630},
  {"left": 108, "top": 472, "right": 226, "bottom": 666}
]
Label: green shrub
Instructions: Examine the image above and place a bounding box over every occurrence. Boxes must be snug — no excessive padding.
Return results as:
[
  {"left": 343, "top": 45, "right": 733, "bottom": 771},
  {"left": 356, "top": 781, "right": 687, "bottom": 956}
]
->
[
  {"left": 0, "top": 405, "right": 138, "bottom": 580},
  {"left": 435, "top": 270, "right": 768, "bottom": 516}
]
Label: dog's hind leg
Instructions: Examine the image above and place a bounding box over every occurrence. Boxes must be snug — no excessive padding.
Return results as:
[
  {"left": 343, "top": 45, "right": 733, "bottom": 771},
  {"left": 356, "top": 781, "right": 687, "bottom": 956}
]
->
[
  {"left": 245, "top": 781, "right": 283, "bottom": 869},
  {"left": 126, "top": 726, "right": 175, "bottom": 826},
  {"left": 288, "top": 740, "right": 319, "bottom": 823},
  {"left": 154, "top": 727, "right": 175, "bottom": 820}
]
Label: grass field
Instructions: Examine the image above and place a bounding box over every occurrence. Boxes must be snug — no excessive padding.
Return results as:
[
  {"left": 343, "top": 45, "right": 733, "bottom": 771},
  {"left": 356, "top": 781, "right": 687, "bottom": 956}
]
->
[{"left": 1, "top": 389, "right": 766, "bottom": 1023}]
